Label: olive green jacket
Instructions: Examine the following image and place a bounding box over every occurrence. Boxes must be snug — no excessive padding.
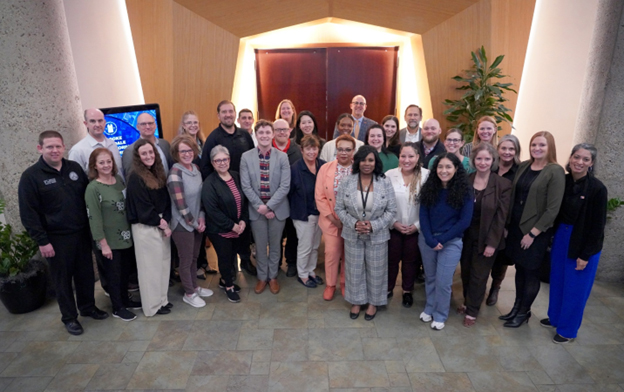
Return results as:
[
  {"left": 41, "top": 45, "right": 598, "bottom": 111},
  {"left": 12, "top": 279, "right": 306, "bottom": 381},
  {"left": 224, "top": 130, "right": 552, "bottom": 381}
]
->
[{"left": 508, "top": 160, "right": 565, "bottom": 234}]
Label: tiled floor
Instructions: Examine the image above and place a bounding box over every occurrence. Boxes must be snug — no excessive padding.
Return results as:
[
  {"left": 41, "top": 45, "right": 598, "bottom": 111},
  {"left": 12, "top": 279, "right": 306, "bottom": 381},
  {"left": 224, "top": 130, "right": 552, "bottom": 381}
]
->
[{"left": 1, "top": 246, "right": 623, "bottom": 392}]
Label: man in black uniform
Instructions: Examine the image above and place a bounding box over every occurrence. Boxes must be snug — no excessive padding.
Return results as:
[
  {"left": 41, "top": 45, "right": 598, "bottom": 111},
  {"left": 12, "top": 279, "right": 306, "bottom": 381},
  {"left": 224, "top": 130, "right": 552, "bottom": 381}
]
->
[
  {"left": 200, "top": 101, "right": 257, "bottom": 276},
  {"left": 19, "top": 131, "right": 108, "bottom": 335}
]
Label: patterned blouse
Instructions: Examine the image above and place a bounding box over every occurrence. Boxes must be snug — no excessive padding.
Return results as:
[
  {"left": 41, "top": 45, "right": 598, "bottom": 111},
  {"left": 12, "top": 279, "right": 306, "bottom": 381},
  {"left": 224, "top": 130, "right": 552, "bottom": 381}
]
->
[
  {"left": 334, "top": 163, "right": 352, "bottom": 196},
  {"left": 220, "top": 178, "right": 243, "bottom": 238}
]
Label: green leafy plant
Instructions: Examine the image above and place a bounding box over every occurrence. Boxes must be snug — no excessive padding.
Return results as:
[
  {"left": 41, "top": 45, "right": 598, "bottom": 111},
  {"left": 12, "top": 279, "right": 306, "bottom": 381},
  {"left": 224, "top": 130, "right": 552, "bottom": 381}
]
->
[
  {"left": 443, "top": 46, "right": 517, "bottom": 142},
  {"left": 607, "top": 197, "right": 624, "bottom": 220},
  {"left": 0, "top": 200, "right": 39, "bottom": 278}
]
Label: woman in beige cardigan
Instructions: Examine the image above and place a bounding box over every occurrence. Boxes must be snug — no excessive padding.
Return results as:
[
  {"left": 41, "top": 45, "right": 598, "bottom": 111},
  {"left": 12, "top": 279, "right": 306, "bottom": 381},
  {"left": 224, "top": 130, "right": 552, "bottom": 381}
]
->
[{"left": 499, "top": 131, "right": 565, "bottom": 328}]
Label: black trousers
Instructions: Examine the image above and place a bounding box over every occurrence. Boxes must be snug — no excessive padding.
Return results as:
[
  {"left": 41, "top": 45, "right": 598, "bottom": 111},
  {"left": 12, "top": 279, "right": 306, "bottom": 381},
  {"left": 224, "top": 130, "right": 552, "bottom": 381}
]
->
[
  {"left": 93, "top": 245, "right": 133, "bottom": 311},
  {"left": 207, "top": 233, "right": 241, "bottom": 287},
  {"left": 47, "top": 230, "right": 96, "bottom": 323},
  {"left": 515, "top": 263, "right": 542, "bottom": 313},
  {"left": 281, "top": 218, "right": 298, "bottom": 266},
  {"left": 238, "top": 224, "right": 252, "bottom": 262},
  {"left": 460, "top": 234, "right": 497, "bottom": 317}
]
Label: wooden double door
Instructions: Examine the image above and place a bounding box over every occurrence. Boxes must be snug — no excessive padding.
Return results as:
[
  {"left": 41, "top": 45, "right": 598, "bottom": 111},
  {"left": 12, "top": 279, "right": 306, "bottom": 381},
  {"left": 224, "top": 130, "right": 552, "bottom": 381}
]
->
[{"left": 255, "top": 46, "right": 398, "bottom": 140}]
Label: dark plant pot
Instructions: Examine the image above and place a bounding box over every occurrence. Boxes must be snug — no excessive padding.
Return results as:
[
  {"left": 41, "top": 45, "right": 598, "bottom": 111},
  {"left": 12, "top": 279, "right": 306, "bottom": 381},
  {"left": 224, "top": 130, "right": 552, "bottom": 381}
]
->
[{"left": 0, "top": 266, "right": 47, "bottom": 314}]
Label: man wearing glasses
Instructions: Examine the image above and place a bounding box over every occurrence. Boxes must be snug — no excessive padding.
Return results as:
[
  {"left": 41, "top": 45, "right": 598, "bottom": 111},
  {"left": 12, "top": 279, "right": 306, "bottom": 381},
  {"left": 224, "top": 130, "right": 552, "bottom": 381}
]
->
[
  {"left": 332, "top": 95, "right": 377, "bottom": 142},
  {"left": 122, "top": 112, "right": 173, "bottom": 175}
]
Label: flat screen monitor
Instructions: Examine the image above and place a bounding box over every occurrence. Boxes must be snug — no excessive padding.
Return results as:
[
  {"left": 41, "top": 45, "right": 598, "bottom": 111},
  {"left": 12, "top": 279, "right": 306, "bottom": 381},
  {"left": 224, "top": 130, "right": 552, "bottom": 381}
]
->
[{"left": 99, "top": 103, "right": 164, "bottom": 156}]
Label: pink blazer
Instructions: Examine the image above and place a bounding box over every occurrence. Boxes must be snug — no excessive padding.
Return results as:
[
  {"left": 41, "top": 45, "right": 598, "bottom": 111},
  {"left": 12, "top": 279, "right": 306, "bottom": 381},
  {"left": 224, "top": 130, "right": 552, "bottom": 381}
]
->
[{"left": 314, "top": 160, "right": 342, "bottom": 237}]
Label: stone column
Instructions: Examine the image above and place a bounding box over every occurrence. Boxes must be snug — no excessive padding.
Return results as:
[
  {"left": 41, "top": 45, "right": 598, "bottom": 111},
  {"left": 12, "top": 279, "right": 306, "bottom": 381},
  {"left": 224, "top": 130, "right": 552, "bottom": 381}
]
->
[
  {"left": 0, "top": 0, "right": 84, "bottom": 228},
  {"left": 574, "top": 0, "right": 624, "bottom": 282}
]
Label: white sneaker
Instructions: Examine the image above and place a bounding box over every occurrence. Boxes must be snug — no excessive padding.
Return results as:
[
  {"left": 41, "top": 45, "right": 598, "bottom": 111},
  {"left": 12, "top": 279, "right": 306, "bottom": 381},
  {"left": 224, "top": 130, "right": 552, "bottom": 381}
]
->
[
  {"left": 196, "top": 287, "right": 214, "bottom": 297},
  {"left": 431, "top": 321, "right": 445, "bottom": 330},
  {"left": 419, "top": 312, "right": 432, "bottom": 323},
  {"left": 183, "top": 293, "right": 206, "bottom": 308}
]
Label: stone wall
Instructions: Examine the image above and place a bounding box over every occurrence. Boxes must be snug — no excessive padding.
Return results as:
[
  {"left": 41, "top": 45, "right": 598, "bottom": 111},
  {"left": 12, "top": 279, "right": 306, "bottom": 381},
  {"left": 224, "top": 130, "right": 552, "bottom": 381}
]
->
[{"left": 0, "top": 0, "right": 84, "bottom": 228}]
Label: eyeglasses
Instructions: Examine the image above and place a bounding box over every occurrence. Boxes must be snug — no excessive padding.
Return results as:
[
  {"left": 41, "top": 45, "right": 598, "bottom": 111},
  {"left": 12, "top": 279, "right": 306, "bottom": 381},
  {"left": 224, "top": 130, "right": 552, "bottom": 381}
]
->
[
  {"left": 351, "top": 102, "right": 366, "bottom": 106},
  {"left": 213, "top": 158, "right": 230, "bottom": 165},
  {"left": 184, "top": 121, "right": 199, "bottom": 125},
  {"left": 138, "top": 121, "right": 155, "bottom": 127},
  {"left": 337, "top": 148, "right": 353, "bottom": 153},
  {"left": 445, "top": 138, "right": 462, "bottom": 144},
  {"left": 179, "top": 149, "right": 194, "bottom": 155},
  {"left": 274, "top": 128, "right": 290, "bottom": 134}
]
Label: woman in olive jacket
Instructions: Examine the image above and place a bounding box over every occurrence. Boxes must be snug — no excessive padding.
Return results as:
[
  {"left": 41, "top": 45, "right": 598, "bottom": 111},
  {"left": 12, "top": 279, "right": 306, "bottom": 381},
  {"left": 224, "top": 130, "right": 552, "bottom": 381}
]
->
[{"left": 500, "top": 131, "right": 565, "bottom": 328}]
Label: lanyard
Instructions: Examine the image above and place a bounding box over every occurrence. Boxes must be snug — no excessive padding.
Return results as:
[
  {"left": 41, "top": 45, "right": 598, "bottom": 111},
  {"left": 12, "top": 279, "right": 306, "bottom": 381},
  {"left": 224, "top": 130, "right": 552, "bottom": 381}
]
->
[{"left": 359, "top": 174, "right": 371, "bottom": 218}]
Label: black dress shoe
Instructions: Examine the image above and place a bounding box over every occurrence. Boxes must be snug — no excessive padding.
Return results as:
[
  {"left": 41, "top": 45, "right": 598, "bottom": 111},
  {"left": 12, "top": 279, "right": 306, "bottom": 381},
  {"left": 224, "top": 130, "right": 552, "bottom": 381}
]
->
[
  {"left": 349, "top": 306, "right": 361, "bottom": 320},
  {"left": 164, "top": 302, "right": 173, "bottom": 309},
  {"left": 81, "top": 308, "right": 109, "bottom": 320},
  {"left": 286, "top": 264, "right": 298, "bottom": 278},
  {"left": 65, "top": 320, "right": 84, "bottom": 336},
  {"left": 486, "top": 287, "right": 499, "bottom": 306},
  {"left": 156, "top": 306, "right": 171, "bottom": 315},
  {"left": 387, "top": 290, "right": 394, "bottom": 298},
  {"left": 503, "top": 312, "right": 531, "bottom": 328},
  {"left": 402, "top": 292, "right": 413, "bottom": 308},
  {"left": 240, "top": 259, "right": 257, "bottom": 276},
  {"left": 365, "top": 307, "right": 377, "bottom": 321}
]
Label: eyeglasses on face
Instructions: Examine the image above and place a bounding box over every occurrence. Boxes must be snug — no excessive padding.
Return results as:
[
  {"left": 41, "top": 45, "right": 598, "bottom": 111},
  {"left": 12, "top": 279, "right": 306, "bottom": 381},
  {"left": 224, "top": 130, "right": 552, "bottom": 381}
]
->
[
  {"left": 213, "top": 158, "right": 230, "bottom": 165},
  {"left": 138, "top": 121, "right": 155, "bottom": 127},
  {"left": 337, "top": 148, "right": 353, "bottom": 153},
  {"left": 351, "top": 102, "right": 366, "bottom": 106}
]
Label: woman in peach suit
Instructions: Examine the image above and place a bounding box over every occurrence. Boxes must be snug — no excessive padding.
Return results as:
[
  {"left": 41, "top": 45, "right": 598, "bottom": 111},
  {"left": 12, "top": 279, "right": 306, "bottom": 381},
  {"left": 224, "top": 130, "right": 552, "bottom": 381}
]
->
[{"left": 315, "top": 134, "right": 356, "bottom": 300}]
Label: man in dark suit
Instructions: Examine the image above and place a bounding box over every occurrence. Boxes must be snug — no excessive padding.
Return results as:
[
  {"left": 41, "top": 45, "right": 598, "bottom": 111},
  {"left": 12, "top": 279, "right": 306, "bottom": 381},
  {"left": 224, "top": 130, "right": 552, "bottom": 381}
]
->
[{"left": 332, "top": 95, "right": 377, "bottom": 142}]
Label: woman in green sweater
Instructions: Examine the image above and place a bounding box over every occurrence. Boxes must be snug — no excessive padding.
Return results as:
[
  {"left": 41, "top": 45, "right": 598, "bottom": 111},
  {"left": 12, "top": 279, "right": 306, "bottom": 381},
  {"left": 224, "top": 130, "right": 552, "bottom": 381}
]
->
[
  {"left": 85, "top": 148, "right": 137, "bottom": 322},
  {"left": 364, "top": 124, "right": 399, "bottom": 171}
]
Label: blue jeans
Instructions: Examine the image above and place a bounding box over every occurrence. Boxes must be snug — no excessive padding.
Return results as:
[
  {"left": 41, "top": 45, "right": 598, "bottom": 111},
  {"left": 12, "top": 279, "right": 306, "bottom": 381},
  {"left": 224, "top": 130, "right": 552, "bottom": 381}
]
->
[{"left": 419, "top": 235, "right": 463, "bottom": 323}]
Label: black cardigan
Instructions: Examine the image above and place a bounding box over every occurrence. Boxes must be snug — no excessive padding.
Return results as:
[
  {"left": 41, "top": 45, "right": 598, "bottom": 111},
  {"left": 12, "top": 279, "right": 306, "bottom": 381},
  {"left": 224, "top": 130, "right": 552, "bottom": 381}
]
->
[
  {"left": 202, "top": 171, "right": 249, "bottom": 235},
  {"left": 556, "top": 173, "right": 608, "bottom": 260},
  {"left": 126, "top": 172, "right": 171, "bottom": 226}
]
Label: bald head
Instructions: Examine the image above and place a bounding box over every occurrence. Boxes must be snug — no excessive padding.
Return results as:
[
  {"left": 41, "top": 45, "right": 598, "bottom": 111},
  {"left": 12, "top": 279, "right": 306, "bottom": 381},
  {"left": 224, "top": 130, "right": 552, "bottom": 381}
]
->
[
  {"left": 350, "top": 95, "right": 367, "bottom": 119},
  {"left": 83, "top": 108, "right": 106, "bottom": 141},
  {"left": 421, "top": 118, "right": 441, "bottom": 145},
  {"left": 137, "top": 112, "right": 156, "bottom": 140},
  {"left": 273, "top": 119, "right": 291, "bottom": 145}
]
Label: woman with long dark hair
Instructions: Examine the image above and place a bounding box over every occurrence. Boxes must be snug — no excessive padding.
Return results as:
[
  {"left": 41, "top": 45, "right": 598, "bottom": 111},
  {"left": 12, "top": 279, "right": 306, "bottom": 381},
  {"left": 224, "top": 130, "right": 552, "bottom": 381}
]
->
[
  {"left": 500, "top": 131, "right": 565, "bottom": 328},
  {"left": 293, "top": 110, "right": 325, "bottom": 147},
  {"left": 486, "top": 134, "right": 522, "bottom": 306},
  {"left": 458, "top": 143, "right": 511, "bottom": 327},
  {"left": 419, "top": 152, "right": 473, "bottom": 330},
  {"left": 381, "top": 115, "right": 401, "bottom": 157},
  {"left": 335, "top": 146, "right": 397, "bottom": 321},
  {"left": 385, "top": 142, "right": 429, "bottom": 307},
  {"left": 540, "top": 144, "right": 607, "bottom": 343},
  {"left": 126, "top": 139, "right": 172, "bottom": 317}
]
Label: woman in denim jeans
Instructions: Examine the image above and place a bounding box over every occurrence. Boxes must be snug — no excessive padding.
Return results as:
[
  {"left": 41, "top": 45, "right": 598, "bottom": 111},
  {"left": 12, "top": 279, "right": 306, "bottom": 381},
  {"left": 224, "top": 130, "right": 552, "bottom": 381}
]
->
[{"left": 418, "top": 153, "right": 473, "bottom": 330}]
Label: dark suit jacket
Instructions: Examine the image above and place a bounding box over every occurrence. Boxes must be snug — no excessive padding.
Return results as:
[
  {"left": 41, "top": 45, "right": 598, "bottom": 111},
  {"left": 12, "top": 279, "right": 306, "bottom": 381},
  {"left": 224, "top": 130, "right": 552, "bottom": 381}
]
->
[{"left": 470, "top": 172, "right": 512, "bottom": 252}]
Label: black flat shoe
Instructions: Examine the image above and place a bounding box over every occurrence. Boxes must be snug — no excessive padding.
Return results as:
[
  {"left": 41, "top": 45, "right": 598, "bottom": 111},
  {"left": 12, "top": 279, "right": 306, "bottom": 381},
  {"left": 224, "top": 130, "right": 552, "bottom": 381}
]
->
[
  {"left": 286, "top": 264, "right": 298, "bottom": 278},
  {"left": 402, "top": 292, "right": 413, "bottom": 308},
  {"left": 503, "top": 312, "right": 531, "bottom": 328},
  {"left": 553, "top": 334, "right": 574, "bottom": 344},
  {"left": 65, "top": 320, "right": 84, "bottom": 336},
  {"left": 80, "top": 308, "right": 109, "bottom": 320},
  {"left": 387, "top": 290, "right": 394, "bottom": 298},
  {"left": 156, "top": 306, "right": 171, "bottom": 315},
  {"left": 540, "top": 318, "right": 554, "bottom": 328},
  {"left": 349, "top": 306, "right": 361, "bottom": 320},
  {"left": 365, "top": 307, "right": 377, "bottom": 321}
]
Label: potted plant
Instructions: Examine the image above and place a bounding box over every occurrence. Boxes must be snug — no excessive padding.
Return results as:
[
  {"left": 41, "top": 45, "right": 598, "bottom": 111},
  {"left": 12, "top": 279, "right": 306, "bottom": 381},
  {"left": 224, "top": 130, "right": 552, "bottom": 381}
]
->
[
  {"left": 443, "top": 46, "right": 517, "bottom": 142},
  {"left": 0, "top": 200, "right": 47, "bottom": 314}
]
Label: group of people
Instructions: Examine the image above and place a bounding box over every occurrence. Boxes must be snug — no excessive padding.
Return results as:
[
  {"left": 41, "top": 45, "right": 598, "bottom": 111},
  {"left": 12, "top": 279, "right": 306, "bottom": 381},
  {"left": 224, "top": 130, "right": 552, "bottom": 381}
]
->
[{"left": 18, "top": 95, "right": 607, "bottom": 345}]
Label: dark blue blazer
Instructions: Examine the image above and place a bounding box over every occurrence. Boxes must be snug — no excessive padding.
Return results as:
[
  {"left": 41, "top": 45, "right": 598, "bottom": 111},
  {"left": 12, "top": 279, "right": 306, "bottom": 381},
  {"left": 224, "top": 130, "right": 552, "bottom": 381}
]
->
[{"left": 288, "top": 158, "right": 326, "bottom": 221}]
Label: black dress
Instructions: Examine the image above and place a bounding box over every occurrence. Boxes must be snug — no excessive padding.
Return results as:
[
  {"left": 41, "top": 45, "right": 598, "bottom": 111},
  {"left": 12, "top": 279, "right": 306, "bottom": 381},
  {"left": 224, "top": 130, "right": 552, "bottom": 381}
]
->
[{"left": 505, "top": 169, "right": 553, "bottom": 270}]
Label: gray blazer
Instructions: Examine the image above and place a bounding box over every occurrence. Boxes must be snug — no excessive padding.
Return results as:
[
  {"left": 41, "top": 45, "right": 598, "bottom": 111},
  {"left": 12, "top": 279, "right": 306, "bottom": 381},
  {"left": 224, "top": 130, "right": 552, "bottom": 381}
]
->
[
  {"left": 240, "top": 147, "right": 291, "bottom": 221},
  {"left": 399, "top": 127, "right": 421, "bottom": 143},
  {"left": 334, "top": 174, "right": 397, "bottom": 244}
]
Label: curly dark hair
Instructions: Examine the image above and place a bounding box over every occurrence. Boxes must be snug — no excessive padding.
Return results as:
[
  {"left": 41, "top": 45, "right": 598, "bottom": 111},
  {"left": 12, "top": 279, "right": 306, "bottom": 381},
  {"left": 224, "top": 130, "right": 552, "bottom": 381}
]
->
[
  {"left": 352, "top": 145, "right": 385, "bottom": 179},
  {"left": 131, "top": 138, "right": 167, "bottom": 189},
  {"left": 419, "top": 153, "right": 470, "bottom": 209}
]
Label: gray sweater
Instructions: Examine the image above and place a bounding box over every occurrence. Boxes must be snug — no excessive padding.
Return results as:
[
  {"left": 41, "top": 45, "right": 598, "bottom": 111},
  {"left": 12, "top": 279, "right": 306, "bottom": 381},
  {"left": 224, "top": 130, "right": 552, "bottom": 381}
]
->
[{"left": 166, "top": 163, "right": 205, "bottom": 232}]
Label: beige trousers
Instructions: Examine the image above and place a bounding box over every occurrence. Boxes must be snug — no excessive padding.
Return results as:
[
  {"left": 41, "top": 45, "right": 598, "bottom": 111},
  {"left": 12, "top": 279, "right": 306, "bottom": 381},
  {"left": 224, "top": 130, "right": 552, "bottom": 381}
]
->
[{"left": 132, "top": 223, "right": 171, "bottom": 317}]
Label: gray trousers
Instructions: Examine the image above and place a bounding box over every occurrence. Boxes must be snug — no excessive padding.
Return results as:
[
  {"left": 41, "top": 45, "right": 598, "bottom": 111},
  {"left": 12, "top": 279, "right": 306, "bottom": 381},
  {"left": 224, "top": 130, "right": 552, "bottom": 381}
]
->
[
  {"left": 344, "top": 238, "right": 388, "bottom": 306},
  {"left": 251, "top": 216, "right": 286, "bottom": 281}
]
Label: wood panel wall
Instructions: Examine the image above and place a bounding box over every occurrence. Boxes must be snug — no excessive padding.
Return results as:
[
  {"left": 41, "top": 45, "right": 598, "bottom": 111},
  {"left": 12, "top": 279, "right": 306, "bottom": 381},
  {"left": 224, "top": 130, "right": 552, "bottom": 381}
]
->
[
  {"left": 172, "top": 3, "right": 239, "bottom": 137},
  {"left": 422, "top": 0, "right": 535, "bottom": 135},
  {"left": 126, "top": 0, "right": 240, "bottom": 140},
  {"left": 126, "top": 0, "right": 174, "bottom": 139}
]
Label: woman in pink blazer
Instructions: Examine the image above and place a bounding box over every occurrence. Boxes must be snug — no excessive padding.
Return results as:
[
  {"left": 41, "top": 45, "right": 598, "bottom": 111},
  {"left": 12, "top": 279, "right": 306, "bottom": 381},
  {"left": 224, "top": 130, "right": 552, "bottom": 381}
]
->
[{"left": 315, "top": 134, "right": 356, "bottom": 301}]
